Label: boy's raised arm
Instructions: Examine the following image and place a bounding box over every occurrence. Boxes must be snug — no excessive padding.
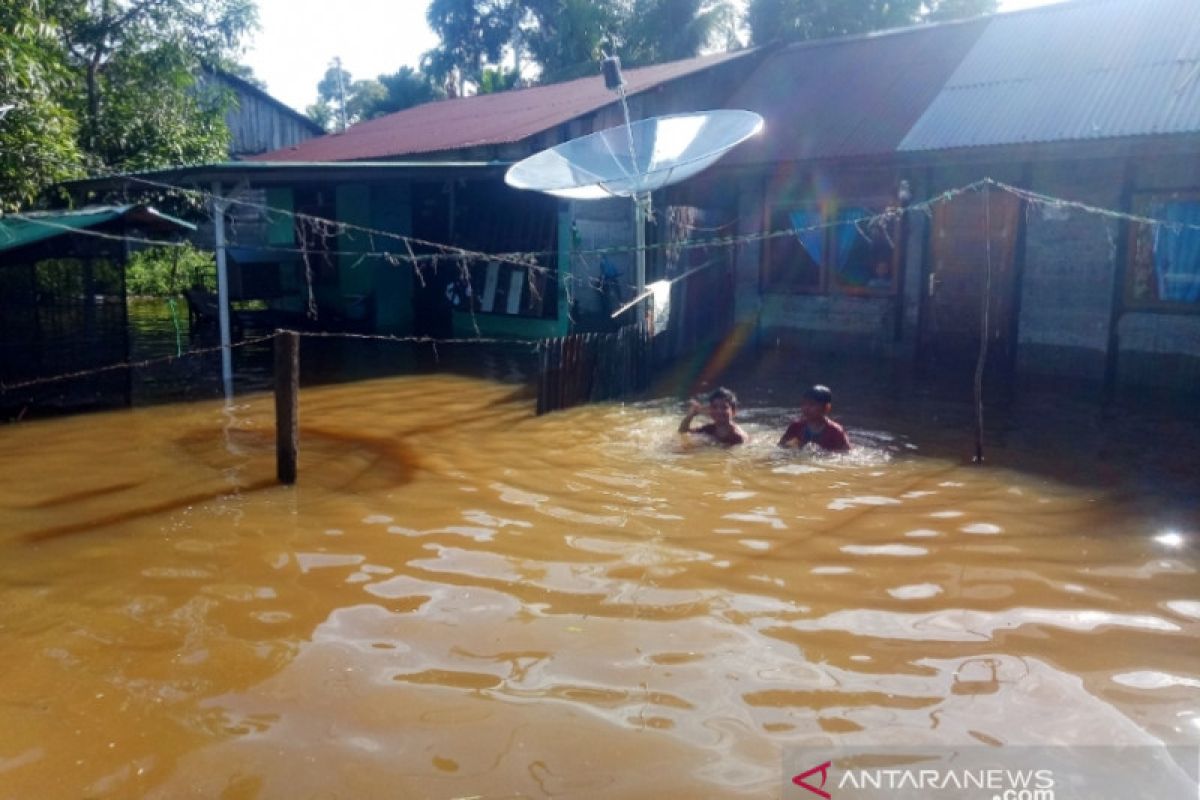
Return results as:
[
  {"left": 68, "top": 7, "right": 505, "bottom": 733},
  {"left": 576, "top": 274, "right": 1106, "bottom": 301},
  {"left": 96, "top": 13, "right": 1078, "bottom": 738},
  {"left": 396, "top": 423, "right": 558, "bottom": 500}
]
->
[
  {"left": 679, "top": 399, "right": 703, "bottom": 434},
  {"left": 778, "top": 421, "right": 801, "bottom": 448}
]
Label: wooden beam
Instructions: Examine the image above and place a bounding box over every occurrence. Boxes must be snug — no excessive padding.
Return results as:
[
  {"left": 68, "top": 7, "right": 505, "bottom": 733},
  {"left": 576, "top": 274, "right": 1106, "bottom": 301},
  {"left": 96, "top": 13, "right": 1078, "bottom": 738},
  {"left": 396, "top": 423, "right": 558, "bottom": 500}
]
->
[{"left": 274, "top": 330, "right": 299, "bottom": 485}]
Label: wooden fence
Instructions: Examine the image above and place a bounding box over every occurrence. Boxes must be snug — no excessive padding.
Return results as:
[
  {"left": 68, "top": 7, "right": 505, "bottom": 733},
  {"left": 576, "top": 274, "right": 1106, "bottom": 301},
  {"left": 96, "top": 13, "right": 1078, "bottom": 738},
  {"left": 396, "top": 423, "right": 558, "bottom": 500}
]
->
[{"left": 536, "top": 322, "right": 651, "bottom": 415}]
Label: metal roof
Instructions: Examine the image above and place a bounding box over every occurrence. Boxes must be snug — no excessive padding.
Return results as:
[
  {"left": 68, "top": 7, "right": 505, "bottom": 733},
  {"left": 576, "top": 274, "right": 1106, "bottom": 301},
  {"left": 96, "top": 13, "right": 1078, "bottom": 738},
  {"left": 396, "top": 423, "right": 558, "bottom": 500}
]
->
[
  {"left": 0, "top": 205, "right": 195, "bottom": 256},
  {"left": 251, "top": 50, "right": 757, "bottom": 163},
  {"left": 724, "top": 18, "right": 989, "bottom": 164},
  {"left": 900, "top": 0, "right": 1200, "bottom": 151}
]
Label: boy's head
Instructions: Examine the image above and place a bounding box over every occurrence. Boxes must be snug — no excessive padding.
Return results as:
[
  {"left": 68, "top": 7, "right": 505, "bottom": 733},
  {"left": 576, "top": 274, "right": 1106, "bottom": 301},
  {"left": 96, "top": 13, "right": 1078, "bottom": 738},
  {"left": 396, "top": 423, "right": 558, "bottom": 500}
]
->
[
  {"left": 800, "top": 384, "right": 833, "bottom": 420},
  {"left": 708, "top": 387, "right": 739, "bottom": 423}
]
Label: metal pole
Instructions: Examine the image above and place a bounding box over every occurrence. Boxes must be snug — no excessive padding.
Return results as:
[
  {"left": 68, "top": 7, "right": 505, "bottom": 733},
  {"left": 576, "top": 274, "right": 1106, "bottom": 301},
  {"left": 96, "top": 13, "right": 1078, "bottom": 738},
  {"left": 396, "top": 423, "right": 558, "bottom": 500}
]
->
[
  {"left": 635, "top": 192, "right": 649, "bottom": 322},
  {"left": 212, "top": 181, "right": 233, "bottom": 401}
]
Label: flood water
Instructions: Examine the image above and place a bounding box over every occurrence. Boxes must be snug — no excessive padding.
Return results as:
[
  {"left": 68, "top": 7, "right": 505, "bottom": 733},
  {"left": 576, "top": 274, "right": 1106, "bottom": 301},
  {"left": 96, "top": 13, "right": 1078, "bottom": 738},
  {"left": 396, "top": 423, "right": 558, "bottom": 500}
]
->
[{"left": 1, "top": 362, "right": 1198, "bottom": 798}]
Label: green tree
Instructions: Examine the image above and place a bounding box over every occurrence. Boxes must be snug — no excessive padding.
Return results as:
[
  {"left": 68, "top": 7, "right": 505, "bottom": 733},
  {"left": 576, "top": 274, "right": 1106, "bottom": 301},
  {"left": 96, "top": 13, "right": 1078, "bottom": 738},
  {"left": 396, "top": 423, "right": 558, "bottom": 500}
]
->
[
  {"left": 125, "top": 243, "right": 216, "bottom": 296},
  {"left": 746, "top": 0, "right": 998, "bottom": 45},
  {"left": 620, "top": 0, "right": 735, "bottom": 68},
  {"left": 307, "top": 65, "right": 445, "bottom": 128},
  {"left": 520, "top": 0, "right": 620, "bottom": 83},
  {"left": 306, "top": 60, "right": 353, "bottom": 131},
  {"left": 0, "top": 1, "right": 84, "bottom": 210},
  {"left": 423, "top": 0, "right": 736, "bottom": 90},
  {"left": 371, "top": 67, "right": 444, "bottom": 114},
  {"left": 423, "top": 0, "right": 510, "bottom": 94},
  {"left": 2, "top": 0, "right": 259, "bottom": 207},
  {"left": 57, "top": 0, "right": 257, "bottom": 159}
]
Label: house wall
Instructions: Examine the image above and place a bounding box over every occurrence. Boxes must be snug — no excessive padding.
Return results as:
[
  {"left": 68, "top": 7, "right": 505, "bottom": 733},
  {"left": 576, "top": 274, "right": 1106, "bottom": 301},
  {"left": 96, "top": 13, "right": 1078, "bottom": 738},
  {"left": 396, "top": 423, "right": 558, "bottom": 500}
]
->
[
  {"left": 728, "top": 162, "right": 923, "bottom": 355},
  {"left": 567, "top": 198, "right": 636, "bottom": 328},
  {"left": 724, "top": 142, "right": 1200, "bottom": 394},
  {"left": 224, "top": 86, "right": 321, "bottom": 158},
  {"left": 370, "top": 184, "right": 414, "bottom": 334},
  {"left": 1009, "top": 151, "right": 1200, "bottom": 391},
  {"left": 1116, "top": 152, "right": 1200, "bottom": 391},
  {"left": 1016, "top": 158, "right": 1124, "bottom": 380}
]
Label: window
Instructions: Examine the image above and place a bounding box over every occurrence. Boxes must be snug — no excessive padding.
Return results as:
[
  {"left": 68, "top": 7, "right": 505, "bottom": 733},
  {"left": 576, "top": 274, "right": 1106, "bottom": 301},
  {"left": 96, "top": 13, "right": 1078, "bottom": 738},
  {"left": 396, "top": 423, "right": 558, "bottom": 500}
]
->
[
  {"left": 763, "top": 203, "right": 898, "bottom": 296},
  {"left": 1127, "top": 193, "right": 1200, "bottom": 309}
]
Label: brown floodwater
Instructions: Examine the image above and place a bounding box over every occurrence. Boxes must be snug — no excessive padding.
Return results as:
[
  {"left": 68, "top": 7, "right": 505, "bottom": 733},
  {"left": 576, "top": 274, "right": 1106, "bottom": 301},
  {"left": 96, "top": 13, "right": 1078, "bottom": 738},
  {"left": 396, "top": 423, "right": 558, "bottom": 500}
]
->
[{"left": 1, "top": 370, "right": 1198, "bottom": 799}]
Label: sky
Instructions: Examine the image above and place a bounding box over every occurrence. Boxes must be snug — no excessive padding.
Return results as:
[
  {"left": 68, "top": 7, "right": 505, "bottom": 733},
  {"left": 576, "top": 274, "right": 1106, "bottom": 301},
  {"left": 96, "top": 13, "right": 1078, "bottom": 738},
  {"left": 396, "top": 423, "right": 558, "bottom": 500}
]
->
[{"left": 243, "top": 0, "right": 1067, "bottom": 114}]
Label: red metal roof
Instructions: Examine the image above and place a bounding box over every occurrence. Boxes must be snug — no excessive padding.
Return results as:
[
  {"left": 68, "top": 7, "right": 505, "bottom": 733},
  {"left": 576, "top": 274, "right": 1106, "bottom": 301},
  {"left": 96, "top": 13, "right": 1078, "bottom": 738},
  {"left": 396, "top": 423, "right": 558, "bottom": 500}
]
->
[{"left": 253, "top": 50, "right": 756, "bottom": 163}]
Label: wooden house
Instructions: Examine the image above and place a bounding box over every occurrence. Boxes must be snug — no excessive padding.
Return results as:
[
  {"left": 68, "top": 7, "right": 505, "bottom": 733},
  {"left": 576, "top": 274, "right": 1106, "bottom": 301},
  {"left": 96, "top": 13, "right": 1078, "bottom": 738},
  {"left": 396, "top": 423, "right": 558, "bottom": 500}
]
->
[{"left": 73, "top": 0, "right": 1200, "bottom": 394}]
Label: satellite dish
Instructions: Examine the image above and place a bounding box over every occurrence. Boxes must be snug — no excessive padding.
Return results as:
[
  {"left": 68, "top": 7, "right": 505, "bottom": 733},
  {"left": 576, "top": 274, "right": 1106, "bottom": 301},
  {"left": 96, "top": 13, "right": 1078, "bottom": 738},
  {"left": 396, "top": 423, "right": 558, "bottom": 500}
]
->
[
  {"left": 504, "top": 56, "right": 763, "bottom": 325},
  {"left": 505, "top": 110, "right": 763, "bottom": 200}
]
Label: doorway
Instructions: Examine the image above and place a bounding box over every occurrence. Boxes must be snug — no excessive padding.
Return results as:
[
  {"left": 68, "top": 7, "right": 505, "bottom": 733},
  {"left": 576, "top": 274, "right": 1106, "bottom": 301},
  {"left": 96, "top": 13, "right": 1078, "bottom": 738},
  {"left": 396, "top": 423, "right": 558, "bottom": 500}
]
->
[{"left": 920, "top": 189, "right": 1024, "bottom": 371}]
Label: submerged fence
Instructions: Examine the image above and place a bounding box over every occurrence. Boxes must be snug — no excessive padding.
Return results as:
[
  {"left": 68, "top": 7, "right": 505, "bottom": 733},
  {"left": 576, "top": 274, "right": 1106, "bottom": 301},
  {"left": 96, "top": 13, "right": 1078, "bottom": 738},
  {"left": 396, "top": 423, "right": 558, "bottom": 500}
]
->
[{"left": 535, "top": 323, "right": 652, "bottom": 415}]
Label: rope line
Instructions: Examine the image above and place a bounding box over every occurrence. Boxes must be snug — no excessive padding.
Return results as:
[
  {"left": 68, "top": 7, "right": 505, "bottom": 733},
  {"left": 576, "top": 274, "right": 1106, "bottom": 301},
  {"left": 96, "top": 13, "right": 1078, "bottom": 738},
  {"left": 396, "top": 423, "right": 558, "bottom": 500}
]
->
[
  {"left": 12, "top": 178, "right": 1199, "bottom": 277},
  {"left": 0, "top": 334, "right": 276, "bottom": 392},
  {"left": 0, "top": 330, "right": 546, "bottom": 395},
  {"left": 6, "top": 176, "right": 1198, "bottom": 397}
]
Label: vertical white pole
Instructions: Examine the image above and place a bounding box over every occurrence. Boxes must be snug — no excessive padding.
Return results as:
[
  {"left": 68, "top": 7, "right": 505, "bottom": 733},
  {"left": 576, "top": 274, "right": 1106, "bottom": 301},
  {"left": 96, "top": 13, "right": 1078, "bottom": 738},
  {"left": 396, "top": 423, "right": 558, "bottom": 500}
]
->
[
  {"left": 635, "top": 193, "right": 648, "bottom": 292},
  {"left": 212, "top": 181, "right": 233, "bottom": 401}
]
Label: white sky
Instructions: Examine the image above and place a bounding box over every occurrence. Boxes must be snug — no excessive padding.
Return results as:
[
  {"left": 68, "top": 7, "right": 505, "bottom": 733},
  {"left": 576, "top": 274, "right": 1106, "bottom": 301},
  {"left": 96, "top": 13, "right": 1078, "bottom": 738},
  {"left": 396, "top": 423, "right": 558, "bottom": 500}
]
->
[{"left": 243, "top": 0, "right": 1066, "bottom": 113}]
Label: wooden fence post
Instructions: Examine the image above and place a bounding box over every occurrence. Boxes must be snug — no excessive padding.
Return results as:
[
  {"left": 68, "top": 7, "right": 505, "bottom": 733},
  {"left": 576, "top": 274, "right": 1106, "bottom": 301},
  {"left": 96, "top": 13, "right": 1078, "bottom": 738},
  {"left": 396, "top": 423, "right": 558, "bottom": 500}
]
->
[{"left": 274, "top": 329, "right": 299, "bottom": 485}]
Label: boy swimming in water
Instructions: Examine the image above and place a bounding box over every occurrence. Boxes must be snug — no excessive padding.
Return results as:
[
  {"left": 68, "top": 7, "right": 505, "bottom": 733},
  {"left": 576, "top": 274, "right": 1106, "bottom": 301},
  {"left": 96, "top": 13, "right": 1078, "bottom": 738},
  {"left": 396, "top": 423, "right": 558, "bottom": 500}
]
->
[
  {"left": 778, "top": 384, "right": 851, "bottom": 452},
  {"left": 679, "top": 387, "right": 749, "bottom": 446}
]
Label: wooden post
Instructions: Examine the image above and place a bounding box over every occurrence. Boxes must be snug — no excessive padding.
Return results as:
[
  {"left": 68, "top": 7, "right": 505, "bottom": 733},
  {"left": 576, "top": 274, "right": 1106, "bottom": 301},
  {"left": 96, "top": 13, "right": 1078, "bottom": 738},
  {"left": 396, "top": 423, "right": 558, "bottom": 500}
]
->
[{"left": 274, "top": 330, "right": 299, "bottom": 485}]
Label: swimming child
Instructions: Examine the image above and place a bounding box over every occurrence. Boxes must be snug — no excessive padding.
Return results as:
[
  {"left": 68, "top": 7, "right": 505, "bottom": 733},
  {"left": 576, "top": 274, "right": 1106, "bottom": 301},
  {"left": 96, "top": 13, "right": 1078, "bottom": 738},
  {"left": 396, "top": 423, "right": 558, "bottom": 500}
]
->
[
  {"left": 778, "top": 384, "right": 851, "bottom": 452},
  {"left": 679, "top": 387, "right": 749, "bottom": 446}
]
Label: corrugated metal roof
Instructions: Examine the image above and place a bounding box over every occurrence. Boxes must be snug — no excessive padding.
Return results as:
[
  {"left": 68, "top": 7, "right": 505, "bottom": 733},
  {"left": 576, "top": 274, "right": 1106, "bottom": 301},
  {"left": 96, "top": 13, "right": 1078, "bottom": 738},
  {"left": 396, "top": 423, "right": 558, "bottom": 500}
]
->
[
  {"left": 253, "top": 50, "right": 756, "bottom": 163},
  {"left": 900, "top": 0, "right": 1200, "bottom": 151},
  {"left": 723, "top": 18, "right": 989, "bottom": 164},
  {"left": 0, "top": 206, "right": 196, "bottom": 256}
]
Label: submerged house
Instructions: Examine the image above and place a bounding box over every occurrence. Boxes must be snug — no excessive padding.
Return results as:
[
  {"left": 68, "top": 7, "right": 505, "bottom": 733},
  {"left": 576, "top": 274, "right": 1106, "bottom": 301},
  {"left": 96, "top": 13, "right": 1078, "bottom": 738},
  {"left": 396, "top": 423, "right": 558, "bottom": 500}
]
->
[
  {"left": 75, "top": 51, "right": 762, "bottom": 341},
  {"left": 0, "top": 206, "right": 197, "bottom": 409},
  {"left": 72, "top": 0, "right": 1199, "bottom": 394},
  {"left": 711, "top": 0, "right": 1200, "bottom": 394}
]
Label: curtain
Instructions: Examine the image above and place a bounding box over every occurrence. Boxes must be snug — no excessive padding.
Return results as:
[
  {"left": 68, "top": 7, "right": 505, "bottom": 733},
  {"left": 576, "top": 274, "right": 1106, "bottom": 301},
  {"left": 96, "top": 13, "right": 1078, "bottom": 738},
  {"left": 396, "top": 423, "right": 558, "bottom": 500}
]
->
[
  {"left": 1155, "top": 202, "right": 1200, "bottom": 304},
  {"left": 834, "top": 207, "right": 873, "bottom": 287},
  {"left": 788, "top": 209, "right": 824, "bottom": 267}
]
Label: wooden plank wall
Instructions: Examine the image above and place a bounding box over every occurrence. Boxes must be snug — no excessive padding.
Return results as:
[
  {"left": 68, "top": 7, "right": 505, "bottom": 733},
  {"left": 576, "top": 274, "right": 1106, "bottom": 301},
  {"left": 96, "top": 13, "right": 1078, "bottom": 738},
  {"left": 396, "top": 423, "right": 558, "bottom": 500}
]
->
[{"left": 536, "top": 323, "right": 651, "bottom": 414}]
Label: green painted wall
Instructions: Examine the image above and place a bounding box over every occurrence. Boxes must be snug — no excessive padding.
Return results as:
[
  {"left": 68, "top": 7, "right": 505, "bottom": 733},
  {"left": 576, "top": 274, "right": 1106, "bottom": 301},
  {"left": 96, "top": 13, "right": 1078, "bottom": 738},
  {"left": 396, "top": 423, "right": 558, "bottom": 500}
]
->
[
  {"left": 335, "top": 184, "right": 373, "bottom": 321},
  {"left": 370, "top": 183, "right": 413, "bottom": 334},
  {"left": 265, "top": 188, "right": 295, "bottom": 245},
  {"left": 264, "top": 187, "right": 305, "bottom": 314},
  {"left": 450, "top": 205, "right": 572, "bottom": 340}
]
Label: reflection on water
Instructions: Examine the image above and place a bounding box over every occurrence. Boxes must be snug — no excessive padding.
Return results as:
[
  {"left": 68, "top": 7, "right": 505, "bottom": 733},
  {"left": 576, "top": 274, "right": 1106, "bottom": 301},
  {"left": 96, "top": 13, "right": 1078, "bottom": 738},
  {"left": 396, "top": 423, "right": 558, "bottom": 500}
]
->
[{"left": 0, "top": 374, "right": 1197, "bottom": 798}]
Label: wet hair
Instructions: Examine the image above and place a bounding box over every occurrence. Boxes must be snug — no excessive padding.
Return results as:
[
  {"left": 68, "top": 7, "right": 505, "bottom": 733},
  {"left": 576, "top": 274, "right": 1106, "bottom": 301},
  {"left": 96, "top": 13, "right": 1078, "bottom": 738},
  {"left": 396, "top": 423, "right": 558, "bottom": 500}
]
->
[
  {"left": 802, "top": 384, "right": 833, "bottom": 405},
  {"left": 708, "top": 387, "right": 739, "bottom": 410}
]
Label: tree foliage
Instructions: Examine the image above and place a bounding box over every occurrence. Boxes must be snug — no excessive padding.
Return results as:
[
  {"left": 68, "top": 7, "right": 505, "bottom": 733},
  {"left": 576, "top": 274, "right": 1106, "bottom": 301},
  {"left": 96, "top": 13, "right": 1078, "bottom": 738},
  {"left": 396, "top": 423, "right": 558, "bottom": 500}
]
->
[
  {"left": 0, "top": 1, "right": 83, "bottom": 211},
  {"left": 423, "top": 0, "right": 512, "bottom": 92},
  {"left": 125, "top": 242, "right": 216, "bottom": 296},
  {"left": 519, "top": 0, "right": 621, "bottom": 83},
  {"left": 307, "top": 63, "right": 444, "bottom": 130},
  {"left": 746, "top": 0, "right": 998, "bottom": 45},
  {"left": 0, "top": 0, "right": 258, "bottom": 210},
  {"left": 620, "top": 1, "right": 735, "bottom": 68},
  {"left": 420, "top": 0, "right": 735, "bottom": 90}
]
